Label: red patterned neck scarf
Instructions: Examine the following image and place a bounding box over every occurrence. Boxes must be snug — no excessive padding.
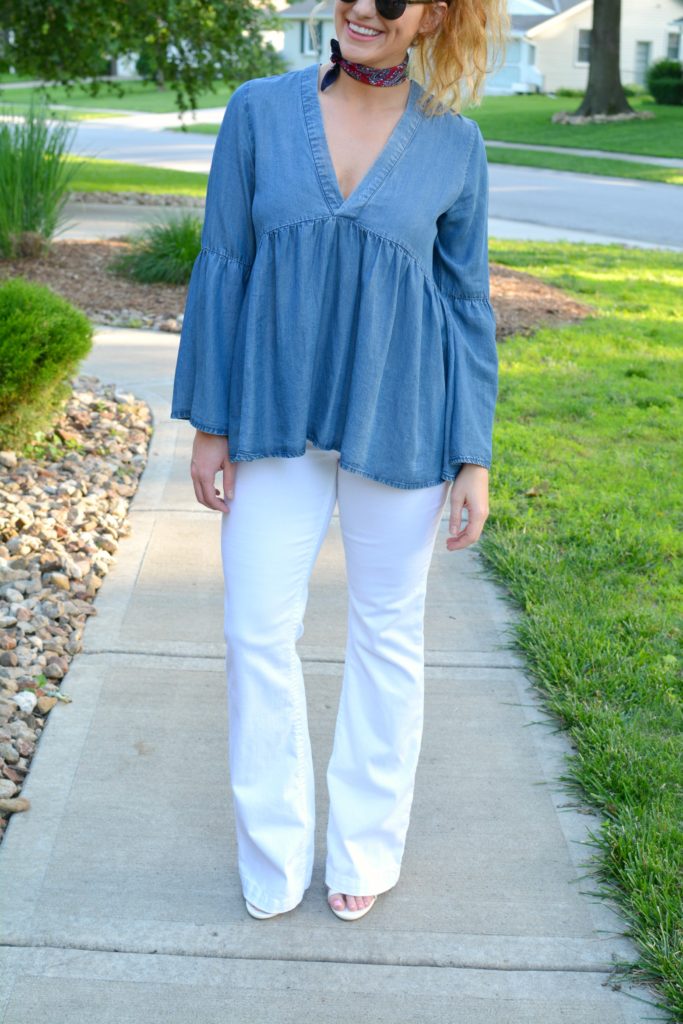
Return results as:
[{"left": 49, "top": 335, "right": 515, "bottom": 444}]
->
[{"left": 320, "top": 38, "right": 410, "bottom": 92}]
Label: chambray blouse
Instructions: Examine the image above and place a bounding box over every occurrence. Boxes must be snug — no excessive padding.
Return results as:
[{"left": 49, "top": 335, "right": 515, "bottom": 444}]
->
[{"left": 170, "top": 62, "right": 498, "bottom": 490}]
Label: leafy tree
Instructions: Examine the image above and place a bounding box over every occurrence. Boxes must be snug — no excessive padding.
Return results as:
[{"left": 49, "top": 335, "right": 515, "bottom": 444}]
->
[
  {"left": 0, "top": 0, "right": 288, "bottom": 113},
  {"left": 573, "top": 0, "right": 635, "bottom": 116}
]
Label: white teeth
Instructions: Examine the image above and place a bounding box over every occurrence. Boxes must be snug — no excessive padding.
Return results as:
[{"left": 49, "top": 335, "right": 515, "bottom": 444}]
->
[{"left": 348, "top": 21, "right": 381, "bottom": 36}]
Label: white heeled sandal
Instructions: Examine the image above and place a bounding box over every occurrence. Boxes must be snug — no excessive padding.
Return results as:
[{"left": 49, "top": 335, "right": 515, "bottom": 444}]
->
[
  {"left": 245, "top": 897, "right": 303, "bottom": 919},
  {"left": 245, "top": 899, "right": 282, "bottom": 919},
  {"left": 327, "top": 887, "right": 377, "bottom": 921}
]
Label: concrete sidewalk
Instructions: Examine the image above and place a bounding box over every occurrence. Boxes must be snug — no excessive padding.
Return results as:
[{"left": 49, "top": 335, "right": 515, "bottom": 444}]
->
[
  {"left": 0, "top": 327, "right": 662, "bottom": 1022},
  {"left": 484, "top": 139, "right": 683, "bottom": 169}
]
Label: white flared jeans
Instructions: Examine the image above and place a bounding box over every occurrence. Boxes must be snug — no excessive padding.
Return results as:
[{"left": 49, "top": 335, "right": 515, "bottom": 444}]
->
[{"left": 220, "top": 441, "right": 450, "bottom": 913}]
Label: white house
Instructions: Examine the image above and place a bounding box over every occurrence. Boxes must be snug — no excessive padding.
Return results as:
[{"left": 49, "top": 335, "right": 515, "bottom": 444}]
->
[
  {"left": 264, "top": 0, "right": 683, "bottom": 94},
  {"left": 523, "top": 0, "right": 683, "bottom": 92}
]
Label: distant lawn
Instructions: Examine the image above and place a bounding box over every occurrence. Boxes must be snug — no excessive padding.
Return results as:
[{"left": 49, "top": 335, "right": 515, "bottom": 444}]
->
[
  {"left": 54, "top": 110, "right": 119, "bottom": 121},
  {"left": 485, "top": 146, "right": 683, "bottom": 185},
  {"left": 466, "top": 94, "right": 683, "bottom": 159},
  {"left": 0, "top": 79, "right": 235, "bottom": 114},
  {"left": 170, "top": 123, "right": 223, "bottom": 135},
  {"left": 64, "top": 156, "right": 208, "bottom": 197},
  {"left": 0, "top": 107, "right": 120, "bottom": 121},
  {"left": 482, "top": 238, "right": 682, "bottom": 1020},
  {"left": 0, "top": 73, "right": 37, "bottom": 84}
]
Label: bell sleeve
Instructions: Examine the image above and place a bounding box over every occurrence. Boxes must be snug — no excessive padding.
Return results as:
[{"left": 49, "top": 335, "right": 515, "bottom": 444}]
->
[
  {"left": 434, "top": 121, "right": 498, "bottom": 474},
  {"left": 170, "top": 80, "right": 257, "bottom": 436}
]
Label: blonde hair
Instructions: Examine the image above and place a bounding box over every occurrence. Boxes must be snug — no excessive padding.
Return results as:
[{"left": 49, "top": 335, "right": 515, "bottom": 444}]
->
[{"left": 308, "top": 0, "right": 509, "bottom": 116}]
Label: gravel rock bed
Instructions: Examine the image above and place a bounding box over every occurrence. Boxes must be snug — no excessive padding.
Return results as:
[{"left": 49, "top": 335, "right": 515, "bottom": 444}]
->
[
  {"left": 0, "top": 375, "right": 153, "bottom": 841},
  {"left": 69, "top": 191, "right": 206, "bottom": 207}
]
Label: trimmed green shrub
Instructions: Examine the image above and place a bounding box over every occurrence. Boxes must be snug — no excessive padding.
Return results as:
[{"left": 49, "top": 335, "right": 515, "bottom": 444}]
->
[
  {"left": 646, "top": 59, "right": 683, "bottom": 105},
  {"left": 0, "top": 278, "right": 93, "bottom": 447}
]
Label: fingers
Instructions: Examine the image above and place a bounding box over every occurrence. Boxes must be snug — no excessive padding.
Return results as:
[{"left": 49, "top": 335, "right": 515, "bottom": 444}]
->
[
  {"left": 190, "top": 431, "right": 233, "bottom": 512},
  {"left": 223, "top": 459, "right": 237, "bottom": 502},
  {"left": 447, "top": 495, "right": 489, "bottom": 549},
  {"left": 446, "top": 465, "right": 490, "bottom": 550},
  {"left": 191, "top": 464, "right": 237, "bottom": 513},
  {"left": 445, "top": 515, "right": 486, "bottom": 550},
  {"left": 449, "top": 492, "right": 465, "bottom": 537},
  {"left": 192, "top": 473, "right": 230, "bottom": 512}
]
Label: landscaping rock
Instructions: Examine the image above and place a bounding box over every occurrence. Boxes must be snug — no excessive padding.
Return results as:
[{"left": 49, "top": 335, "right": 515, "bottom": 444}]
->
[{"left": 0, "top": 374, "right": 153, "bottom": 842}]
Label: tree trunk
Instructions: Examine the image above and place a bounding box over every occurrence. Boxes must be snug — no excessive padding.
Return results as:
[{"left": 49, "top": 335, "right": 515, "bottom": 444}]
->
[{"left": 574, "top": 0, "right": 634, "bottom": 115}]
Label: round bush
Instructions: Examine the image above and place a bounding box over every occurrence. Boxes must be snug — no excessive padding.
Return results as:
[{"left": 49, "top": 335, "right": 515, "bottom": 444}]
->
[
  {"left": 0, "top": 277, "right": 93, "bottom": 422},
  {"left": 649, "top": 78, "right": 683, "bottom": 105},
  {"left": 646, "top": 59, "right": 683, "bottom": 105}
]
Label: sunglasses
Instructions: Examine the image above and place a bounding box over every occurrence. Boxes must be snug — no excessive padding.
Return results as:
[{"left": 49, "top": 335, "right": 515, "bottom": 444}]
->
[{"left": 340, "top": 0, "right": 449, "bottom": 22}]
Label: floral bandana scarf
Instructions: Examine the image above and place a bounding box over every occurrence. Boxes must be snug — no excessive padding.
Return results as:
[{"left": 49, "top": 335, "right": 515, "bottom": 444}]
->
[{"left": 320, "top": 37, "right": 410, "bottom": 91}]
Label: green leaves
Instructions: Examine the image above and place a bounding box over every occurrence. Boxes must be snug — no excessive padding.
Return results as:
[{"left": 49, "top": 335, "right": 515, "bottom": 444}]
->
[{"left": 0, "top": 0, "right": 289, "bottom": 114}]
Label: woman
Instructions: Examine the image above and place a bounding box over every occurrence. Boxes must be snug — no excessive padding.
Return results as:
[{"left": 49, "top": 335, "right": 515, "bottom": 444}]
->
[{"left": 171, "top": 0, "right": 507, "bottom": 922}]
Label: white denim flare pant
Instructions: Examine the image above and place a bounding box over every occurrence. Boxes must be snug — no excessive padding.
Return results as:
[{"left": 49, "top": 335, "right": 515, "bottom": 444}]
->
[{"left": 220, "top": 441, "right": 449, "bottom": 914}]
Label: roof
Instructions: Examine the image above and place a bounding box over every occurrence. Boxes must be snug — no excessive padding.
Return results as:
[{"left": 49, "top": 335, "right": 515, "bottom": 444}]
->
[{"left": 278, "top": 0, "right": 333, "bottom": 17}]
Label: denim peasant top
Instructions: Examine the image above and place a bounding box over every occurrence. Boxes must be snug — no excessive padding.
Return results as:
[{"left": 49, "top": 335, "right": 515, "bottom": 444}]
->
[{"left": 170, "top": 62, "right": 498, "bottom": 490}]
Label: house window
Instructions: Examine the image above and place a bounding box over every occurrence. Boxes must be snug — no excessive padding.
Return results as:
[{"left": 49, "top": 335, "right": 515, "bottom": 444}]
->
[
  {"left": 635, "top": 40, "right": 652, "bottom": 85},
  {"left": 666, "top": 31, "right": 681, "bottom": 61},
  {"left": 577, "top": 28, "right": 591, "bottom": 64},
  {"left": 507, "top": 38, "right": 521, "bottom": 65},
  {"left": 300, "top": 21, "right": 317, "bottom": 56}
]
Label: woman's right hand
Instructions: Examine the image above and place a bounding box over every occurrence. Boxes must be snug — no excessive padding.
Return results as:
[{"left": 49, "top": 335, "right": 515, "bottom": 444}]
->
[{"left": 190, "top": 429, "right": 236, "bottom": 513}]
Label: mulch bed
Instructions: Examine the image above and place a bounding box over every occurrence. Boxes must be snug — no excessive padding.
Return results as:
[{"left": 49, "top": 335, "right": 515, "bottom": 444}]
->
[{"left": 0, "top": 239, "right": 597, "bottom": 337}]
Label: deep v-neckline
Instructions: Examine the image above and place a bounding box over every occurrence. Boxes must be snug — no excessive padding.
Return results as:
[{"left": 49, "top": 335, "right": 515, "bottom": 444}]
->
[{"left": 301, "top": 61, "right": 421, "bottom": 215}]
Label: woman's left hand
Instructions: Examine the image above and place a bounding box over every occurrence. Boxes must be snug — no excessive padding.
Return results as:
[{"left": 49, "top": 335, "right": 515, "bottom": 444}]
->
[{"left": 446, "top": 464, "right": 490, "bottom": 551}]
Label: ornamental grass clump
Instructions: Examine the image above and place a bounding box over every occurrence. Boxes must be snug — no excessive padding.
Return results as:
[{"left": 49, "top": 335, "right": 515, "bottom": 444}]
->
[
  {"left": 109, "top": 212, "right": 203, "bottom": 285},
  {"left": 0, "top": 98, "right": 83, "bottom": 259}
]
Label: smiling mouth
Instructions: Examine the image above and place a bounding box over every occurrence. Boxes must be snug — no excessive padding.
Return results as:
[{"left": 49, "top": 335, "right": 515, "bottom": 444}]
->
[{"left": 346, "top": 20, "right": 383, "bottom": 38}]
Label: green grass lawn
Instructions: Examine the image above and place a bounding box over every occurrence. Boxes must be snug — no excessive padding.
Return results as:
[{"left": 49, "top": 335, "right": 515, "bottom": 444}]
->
[
  {"left": 0, "top": 79, "right": 235, "bottom": 114},
  {"left": 482, "top": 238, "right": 682, "bottom": 1020},
  {"left": 64, "top": 156, "right": 208, "bottom": 197},
  {"left": 485, "top": 146, "right": 683, "bottom": 185},
  {"left": 170, "top": 122, "right": 223, "bottom": 135},
  {"left": 0, "top": 73, "right": 37, "bottom": 84},
  {"left": 467, "top": 94, "right": 683, "bottom": 159}
]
